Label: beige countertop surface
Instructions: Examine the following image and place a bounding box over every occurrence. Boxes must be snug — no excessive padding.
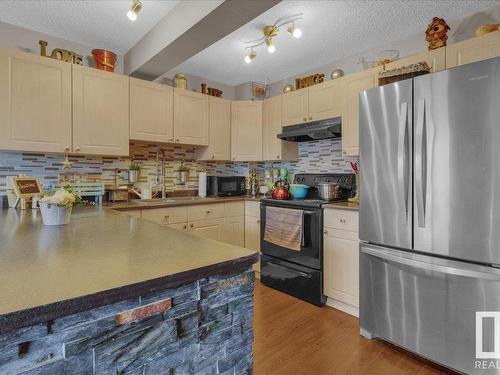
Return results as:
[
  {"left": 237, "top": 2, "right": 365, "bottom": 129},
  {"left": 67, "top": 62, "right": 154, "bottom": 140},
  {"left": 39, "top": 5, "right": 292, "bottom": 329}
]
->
[
  {"left": 0, "top": 207, "right": 258, "bottom": 323},
  {"left": 108, "top": 195, "right": 264, "bottom": 211},
  {"left": 322, "top": 201, "right": 359, "bottom": 211}
]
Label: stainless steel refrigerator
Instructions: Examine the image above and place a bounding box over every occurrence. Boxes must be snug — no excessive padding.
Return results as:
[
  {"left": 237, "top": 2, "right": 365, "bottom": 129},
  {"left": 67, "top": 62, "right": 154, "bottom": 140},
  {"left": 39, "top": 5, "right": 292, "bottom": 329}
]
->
[{"left": 359, "top": 57, "right": 500, "bottom": 374}]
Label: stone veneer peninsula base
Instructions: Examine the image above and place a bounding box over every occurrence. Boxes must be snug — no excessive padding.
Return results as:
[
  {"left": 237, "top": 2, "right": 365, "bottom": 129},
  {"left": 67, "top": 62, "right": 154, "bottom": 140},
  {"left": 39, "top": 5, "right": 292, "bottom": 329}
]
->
[{"left": 0, "top": 269, "right": 255, "bottom": 375}]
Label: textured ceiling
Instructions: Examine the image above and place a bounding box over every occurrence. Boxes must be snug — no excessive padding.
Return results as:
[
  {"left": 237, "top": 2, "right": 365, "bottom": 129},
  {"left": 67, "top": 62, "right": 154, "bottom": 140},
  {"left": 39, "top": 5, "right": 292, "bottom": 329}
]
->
[
  {"left": 0, "top": 0, "right": 180, "bottom": 54},
  {"left": 174, "top": 0, "right": 500, "bottom": 85}
]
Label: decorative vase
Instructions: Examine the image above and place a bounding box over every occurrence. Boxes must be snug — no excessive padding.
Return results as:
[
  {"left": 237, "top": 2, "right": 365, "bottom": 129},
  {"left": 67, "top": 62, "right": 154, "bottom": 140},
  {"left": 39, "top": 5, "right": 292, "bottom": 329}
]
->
[
  {"left": 178, "top": 171, "right": 188, "bottom": 185},
  {"left": 40, "top": 203, "right": 72, "bottom": 225},
  {"left": 128, "top": 170, "right": 139, "bottom": 185}
]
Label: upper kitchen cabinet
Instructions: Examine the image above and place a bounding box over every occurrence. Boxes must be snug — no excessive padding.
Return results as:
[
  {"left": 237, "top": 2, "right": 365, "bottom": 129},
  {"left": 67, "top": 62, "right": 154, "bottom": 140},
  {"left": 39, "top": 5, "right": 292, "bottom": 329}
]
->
[
  {"left": 308, "top": 79, "right": 344, "bottom": 122},
  {"left": 385, "top": 48, "right": 446, "bottom": 72},
  {"left": 446, "top": 31, "right": 500, "bottom": 68},
  {"left": 173, "top": 88, "right": 209, "bottom": 146},
  {"left": 282, "top": 88, "right": 309, "bottom": 126},
  {"left": 130, "top": 78, "right": 173, "bottom": 143},
  {"left": 72, "top": 64, "right": 129, "bottom": 156},
  {"left": 0, "top": 48, "right": 71, "bottom": 153},
  {"left": 342, "top": 67, "right": 380, "bottom": 156},
  {"left": 231, "top": 100, "right": 263, "bottom": 161},
  {"left": 196, "top": 97, "right": 231, "bottom": 161},
  {"left": 262, "top": 95, "right": 297, "bottom": 161}
]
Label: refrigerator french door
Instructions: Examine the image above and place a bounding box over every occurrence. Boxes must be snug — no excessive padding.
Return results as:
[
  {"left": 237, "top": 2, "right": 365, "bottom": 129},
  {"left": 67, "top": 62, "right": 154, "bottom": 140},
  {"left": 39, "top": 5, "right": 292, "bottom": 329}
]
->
[{"left": 359, "top": 57, "right": 500, "bottom": 374}]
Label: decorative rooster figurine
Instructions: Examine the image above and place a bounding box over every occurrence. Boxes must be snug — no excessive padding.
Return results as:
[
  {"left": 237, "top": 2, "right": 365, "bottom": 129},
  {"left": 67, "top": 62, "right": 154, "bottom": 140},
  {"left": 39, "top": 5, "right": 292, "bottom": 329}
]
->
[{"left": 348, "top": 161, "right": 359, "bottom": 204}]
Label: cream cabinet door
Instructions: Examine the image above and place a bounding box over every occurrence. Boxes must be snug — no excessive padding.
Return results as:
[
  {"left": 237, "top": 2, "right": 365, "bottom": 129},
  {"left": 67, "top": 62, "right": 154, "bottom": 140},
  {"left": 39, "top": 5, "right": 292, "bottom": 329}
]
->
[
  {"left": 342, "top": 68, "right": 379, "bottom": 156},
  {"left": 231, "top": 100, "right": 263, "bottom": 161},
  {"left": 189, "top": 218, "right": 223, "bottom": 241},
  {"left": 0, "top": 48, "right": 71, "bottom": 153},
  {"left": 221, "top": 216, "right": 245, "bottom": 247},
  {"left": 196, "top": 97, "right": 231, "bottom": 160},
  {"left": 173, "top": 89, "right": 209, "bottom": 146},
  {"left": 323, "top": 229, "right": 359, "bottom": 307},
  {"left": 281, "top": 88, "right": 309, "bottom": 126},
  {"left": 263, "top": 95, "right": 298, "bottom": 161},
  {"left": 72, "top": 65, "right": 129, "bottom": 156},
  {"left": 308, "top": 79, "right": 344, "bottom": 122},
  {"left": 385, "top": 48, "right": 446, "bottom": 73},
  {"left": 130, "top": 78, "right": 173, "bottom": 143},
  {"left": 446, "top": 31, "right": 500, "bottom": 68}
]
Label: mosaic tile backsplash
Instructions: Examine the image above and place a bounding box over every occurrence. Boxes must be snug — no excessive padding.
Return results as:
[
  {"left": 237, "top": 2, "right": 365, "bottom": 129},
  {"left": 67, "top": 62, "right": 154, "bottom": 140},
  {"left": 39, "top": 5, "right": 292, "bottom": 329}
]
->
[{"left": 0, "top": 139, "right": 356, "bottom": 195}]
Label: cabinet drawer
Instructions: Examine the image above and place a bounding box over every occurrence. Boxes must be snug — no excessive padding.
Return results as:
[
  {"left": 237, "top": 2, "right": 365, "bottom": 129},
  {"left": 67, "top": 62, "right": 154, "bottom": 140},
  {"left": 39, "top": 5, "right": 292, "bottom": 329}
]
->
[
  {"left": 167, "top": 222, "right": 188, "bottom": 231},
  {"left": 141, "top": 207, "right": 187, "bottom": 225},
  {"left": 224, "top": 201, "right": 244, "bottom": 217},
  {"left": 324, "top": 208, "right": 358, "bottom": 232},
  {"left": 188, "top": 203, "right": 225, "bottom": 221},
  {"left": 323, "top": 228, "right": 358, "bottom": 241},
  {"left": 245, "top": 200, "right": 261, "bottom": 218}
]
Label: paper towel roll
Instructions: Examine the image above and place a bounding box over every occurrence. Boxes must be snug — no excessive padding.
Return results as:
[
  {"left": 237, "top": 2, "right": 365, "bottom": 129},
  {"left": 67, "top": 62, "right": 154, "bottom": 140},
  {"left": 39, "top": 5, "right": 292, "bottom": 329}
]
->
[{"left": 198, "top": 171, "right": 207, "bottom": 197}]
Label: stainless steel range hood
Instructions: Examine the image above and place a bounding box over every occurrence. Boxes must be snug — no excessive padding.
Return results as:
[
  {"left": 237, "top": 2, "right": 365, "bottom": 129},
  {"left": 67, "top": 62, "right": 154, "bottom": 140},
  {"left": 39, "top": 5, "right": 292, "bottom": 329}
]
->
[{"left": 277, "top": 117, "right": 341, "bottom": 142}]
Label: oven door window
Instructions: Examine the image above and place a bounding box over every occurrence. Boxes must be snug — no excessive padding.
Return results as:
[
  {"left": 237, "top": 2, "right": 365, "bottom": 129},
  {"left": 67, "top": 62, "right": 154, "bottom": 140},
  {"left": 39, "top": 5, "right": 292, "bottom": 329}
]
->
[{"left": 261, "top": 205, "right": 322, "bottom": 270}]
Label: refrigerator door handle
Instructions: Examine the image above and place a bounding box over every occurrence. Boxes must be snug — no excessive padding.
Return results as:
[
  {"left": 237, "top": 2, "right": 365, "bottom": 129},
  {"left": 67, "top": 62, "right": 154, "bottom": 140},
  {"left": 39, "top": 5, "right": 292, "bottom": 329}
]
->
[
  {"left": 362, "top": 245, "right": 500, "bottom": 281},
  {"left": 397, "top": 102, "right": 409, "bottom": 223},
  {"left": 415, "top": 98, "right": 427, "bottom": 228}
]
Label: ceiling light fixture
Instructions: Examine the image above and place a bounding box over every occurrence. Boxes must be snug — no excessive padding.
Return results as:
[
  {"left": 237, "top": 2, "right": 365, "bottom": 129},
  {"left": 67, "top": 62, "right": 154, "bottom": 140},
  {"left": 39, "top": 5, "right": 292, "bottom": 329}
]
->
[
  {"left": 127, "top": 0, "right": 142, "bottom": 21},
  {"left": 287, "top": 23, "right": 302, "bottom": 38},
  {"left": 244, "top": 48, "right": 257, "bottom": 64},
  {"left": 243, "top": 13, "right": 303, "bottom": 62}
]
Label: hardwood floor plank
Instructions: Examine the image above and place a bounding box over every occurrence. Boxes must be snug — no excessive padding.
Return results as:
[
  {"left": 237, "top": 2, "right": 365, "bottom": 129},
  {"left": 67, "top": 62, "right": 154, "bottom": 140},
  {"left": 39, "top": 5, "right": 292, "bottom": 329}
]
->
[{"left": 253, "top": 281, "right": 454, "bottom": 374}]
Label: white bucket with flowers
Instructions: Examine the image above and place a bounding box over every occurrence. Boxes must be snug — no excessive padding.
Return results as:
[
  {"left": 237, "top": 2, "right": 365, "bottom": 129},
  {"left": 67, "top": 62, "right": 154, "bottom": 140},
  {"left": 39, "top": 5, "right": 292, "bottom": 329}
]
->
[{"left": 39, "top": 186, "right": 83, "bottom": 226}]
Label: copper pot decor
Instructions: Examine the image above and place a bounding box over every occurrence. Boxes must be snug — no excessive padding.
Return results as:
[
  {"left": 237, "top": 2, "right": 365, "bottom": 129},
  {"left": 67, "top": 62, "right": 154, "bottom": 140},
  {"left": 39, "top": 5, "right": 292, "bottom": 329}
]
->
[{"left": 92, "top": 49, "right": 117, "bottom": 72}]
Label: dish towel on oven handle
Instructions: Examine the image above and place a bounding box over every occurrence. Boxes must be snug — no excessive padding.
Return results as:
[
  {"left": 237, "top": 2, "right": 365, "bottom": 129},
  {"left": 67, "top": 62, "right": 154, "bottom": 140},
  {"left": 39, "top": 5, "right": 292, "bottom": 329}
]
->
[{"left": 263, "top": 206, "right": 304, "bottom": 251}]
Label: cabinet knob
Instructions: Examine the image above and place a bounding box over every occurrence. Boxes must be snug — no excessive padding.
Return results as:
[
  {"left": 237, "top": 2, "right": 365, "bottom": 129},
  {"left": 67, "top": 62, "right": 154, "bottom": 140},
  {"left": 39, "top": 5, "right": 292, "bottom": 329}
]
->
[
  {"left": 205, "top": 210, "right": 211, "bottom": 214},
  {"left": 183, "top": 225, "right": 187, "bottom": 230},
  {"left": 343, "top": 151, "right": 347, "bottom": 155},
  {"left": 309, "top": 117, "right": 312, "bottom": 120},
  {"left": 211, "top": 155, "right": 215, "bottom": 159},
  {"left": 303, "top": 117, "right": 307, "bottom": 121},
  {"left": 175, "top": 139, "right": 180, "bottom": 142},
  {"left": 276, "top": 155, "right": 280, "bottom": 159},
  {"left": 232, "top": 157, "right": 236, "bottom": 161},
  {"left": 169, "top": 138, "right": 173, "bottom": 142},
  {"left": 323, "top": 230, "right": 328, "bottom": 235},
  {"left": 75, "top": 147, "right": 81, "bottom": 152},
  {"left": 64, "top": 146, "right": 70, "bottom": 152},
  {"left": 257, "top": 219, "right": 261, "bottom": 223},
  {"left": 190, "top": 223, "right": 194, "bottom": 228},
  {"left": 164, "top": 215, "right": 170, "bottom": 220}
]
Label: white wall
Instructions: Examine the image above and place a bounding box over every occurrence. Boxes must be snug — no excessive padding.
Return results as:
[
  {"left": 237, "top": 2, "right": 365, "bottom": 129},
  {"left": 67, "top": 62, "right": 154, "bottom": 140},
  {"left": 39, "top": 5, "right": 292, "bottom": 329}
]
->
[{"left": 0, "top": 21, "right": 124, "bottom": 73}]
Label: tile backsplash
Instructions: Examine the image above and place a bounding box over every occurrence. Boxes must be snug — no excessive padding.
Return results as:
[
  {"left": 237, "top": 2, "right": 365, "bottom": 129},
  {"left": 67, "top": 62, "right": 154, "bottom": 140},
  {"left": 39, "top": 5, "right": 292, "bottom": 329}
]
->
[{"left": 0, "top": 139, "right": 356, "bottom": 195}]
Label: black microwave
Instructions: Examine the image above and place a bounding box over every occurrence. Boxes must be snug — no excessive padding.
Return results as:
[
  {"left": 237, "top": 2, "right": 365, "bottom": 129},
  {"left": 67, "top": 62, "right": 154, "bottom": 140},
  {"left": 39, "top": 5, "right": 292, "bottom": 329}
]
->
[{"left": 207, "top": 176, "right": 246, "bottom": 197}]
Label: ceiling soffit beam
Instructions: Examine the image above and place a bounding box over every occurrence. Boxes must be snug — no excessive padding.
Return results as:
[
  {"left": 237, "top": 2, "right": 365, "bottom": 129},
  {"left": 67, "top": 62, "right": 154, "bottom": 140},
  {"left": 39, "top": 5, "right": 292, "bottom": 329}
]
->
[{"left": 126, "top": 0, "right": 281, "bottom": 80}]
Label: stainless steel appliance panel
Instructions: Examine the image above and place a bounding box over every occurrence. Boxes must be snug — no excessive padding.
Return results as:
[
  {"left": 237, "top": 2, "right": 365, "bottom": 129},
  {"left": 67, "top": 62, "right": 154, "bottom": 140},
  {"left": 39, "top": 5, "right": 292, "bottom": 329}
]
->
[
  {"left": 360, "top": 243, "right": 500, "bottom": 374},
  {"left": 359, "top": 79, "right": 413, "bottom": 249},
  {"left": 413, "top": 58, "right": 500, "bottom": 264}
]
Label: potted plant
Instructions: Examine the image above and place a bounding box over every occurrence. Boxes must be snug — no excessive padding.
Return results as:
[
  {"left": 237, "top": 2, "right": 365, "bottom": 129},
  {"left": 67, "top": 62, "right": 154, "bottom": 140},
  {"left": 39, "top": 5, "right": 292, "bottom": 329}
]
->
[
  {"left": 39, "top": 186, "right": 84, "bottom": 226},
  {"left": 177, "top": 161, "right": 190, "bottom": 185},
  {"left": 128, "top": 161, "right": 141, "bottom": 185}
]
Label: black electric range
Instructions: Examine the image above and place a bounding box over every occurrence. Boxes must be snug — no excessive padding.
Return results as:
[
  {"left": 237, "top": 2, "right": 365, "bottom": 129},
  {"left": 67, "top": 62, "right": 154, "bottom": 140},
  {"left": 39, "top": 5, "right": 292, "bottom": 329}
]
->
[{"left": 260, "top": 173, "right": 355, "bottom": 306}]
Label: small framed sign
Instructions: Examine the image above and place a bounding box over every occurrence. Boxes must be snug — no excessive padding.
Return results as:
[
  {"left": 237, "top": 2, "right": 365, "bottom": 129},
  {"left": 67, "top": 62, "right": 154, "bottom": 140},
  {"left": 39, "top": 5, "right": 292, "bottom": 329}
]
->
[{"left": 12, "top": 177, "right": 42, "bottom": 198}]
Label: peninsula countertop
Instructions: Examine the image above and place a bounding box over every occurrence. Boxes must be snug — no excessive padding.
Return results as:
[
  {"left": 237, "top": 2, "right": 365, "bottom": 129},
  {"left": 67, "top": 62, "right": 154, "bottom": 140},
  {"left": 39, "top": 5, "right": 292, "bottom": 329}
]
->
[{"left": 0, "top": 207, "right": 258, "bottom": 331}]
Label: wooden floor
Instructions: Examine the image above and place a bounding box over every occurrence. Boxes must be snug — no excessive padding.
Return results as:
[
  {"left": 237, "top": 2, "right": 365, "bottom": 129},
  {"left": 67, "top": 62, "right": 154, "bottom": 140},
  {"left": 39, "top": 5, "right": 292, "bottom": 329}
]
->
[{"left": 253, "top": 281, "right": 452, "bottom": 375}]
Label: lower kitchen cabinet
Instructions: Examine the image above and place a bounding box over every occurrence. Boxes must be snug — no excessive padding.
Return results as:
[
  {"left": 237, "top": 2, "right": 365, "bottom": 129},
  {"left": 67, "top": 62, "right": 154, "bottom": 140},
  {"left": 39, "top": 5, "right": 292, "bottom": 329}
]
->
[
  {"left": 323, "top": 208, "right": 359, "bottom": 316},
  {"left": 221, "top": 216, "right": 245, "bottom": 247},
  {"left": 244, "top": 201, "right": 261, "bottom": 275},
  {"left": 189, "top": 218, "right": 224, "bottom": 241}
]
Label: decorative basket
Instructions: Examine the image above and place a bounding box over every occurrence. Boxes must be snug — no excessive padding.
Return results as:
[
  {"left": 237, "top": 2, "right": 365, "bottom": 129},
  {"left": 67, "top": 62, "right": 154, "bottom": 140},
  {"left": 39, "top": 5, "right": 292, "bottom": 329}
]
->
[{"left": 40, "top": 203, "right": 72, "bottom": 226}]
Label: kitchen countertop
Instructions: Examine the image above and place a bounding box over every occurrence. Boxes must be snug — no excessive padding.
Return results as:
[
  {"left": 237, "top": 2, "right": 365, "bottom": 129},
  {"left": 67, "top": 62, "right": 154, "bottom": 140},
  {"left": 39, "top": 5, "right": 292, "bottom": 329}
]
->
[
  {"left": 0, "top": 207, "right": 258, "bottom": 332},
  {"left": 108, "top": 195, "right": 264, "bottom": 211},
  {"left": 322, "top": 201, "right": 359, "bottom": 211}
]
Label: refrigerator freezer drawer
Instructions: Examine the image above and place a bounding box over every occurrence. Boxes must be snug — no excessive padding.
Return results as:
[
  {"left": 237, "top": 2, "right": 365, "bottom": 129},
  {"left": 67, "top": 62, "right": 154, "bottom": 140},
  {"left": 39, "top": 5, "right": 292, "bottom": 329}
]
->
[{"left": 360, "top": 243, "right": 500, "bottom": 374}]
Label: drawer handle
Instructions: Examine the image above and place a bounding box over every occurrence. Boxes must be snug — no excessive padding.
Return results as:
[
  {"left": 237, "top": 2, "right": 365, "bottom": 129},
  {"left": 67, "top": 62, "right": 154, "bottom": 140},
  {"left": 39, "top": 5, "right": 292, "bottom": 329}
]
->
[{"left": 115, "top": 298, "right": 172, "bottom": 326}]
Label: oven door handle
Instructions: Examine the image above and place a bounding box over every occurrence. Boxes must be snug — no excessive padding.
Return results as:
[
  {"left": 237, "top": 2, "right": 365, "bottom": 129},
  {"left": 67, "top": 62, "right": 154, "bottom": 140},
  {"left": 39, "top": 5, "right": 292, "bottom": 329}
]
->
[{"left": 267, "top": 261, "right": 312, "bottom": 278}]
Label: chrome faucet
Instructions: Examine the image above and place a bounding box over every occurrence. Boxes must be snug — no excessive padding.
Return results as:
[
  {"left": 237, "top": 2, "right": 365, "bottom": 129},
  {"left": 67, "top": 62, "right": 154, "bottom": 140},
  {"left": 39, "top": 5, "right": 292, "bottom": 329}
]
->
[{"left": 155, "top": 149, "right": 166, "bottom": 198}]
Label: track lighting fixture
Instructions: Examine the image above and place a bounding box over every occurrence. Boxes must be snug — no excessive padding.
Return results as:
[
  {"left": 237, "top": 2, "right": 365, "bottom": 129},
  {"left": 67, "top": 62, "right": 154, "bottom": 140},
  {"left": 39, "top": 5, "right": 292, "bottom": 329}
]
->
[{"left": 127, "top": 0, "right": 142, "bottom": 21}]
